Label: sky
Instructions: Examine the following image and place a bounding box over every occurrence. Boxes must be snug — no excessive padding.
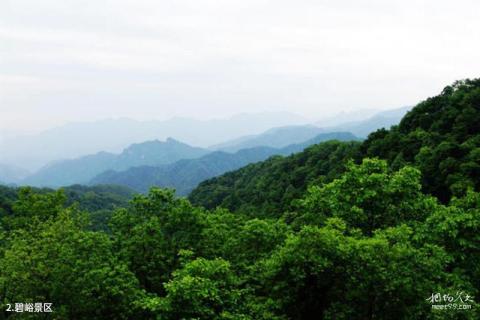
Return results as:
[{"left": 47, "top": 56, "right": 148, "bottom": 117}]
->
[{"left": 0, "top": 0, "right": 479, "bottom": 133}]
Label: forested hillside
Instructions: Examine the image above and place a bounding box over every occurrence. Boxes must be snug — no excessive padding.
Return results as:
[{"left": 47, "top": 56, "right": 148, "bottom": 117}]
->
[
  {"left": 189, "top": 141, "right": 362, "bottom": 216},
  {"left": 1, "top": 161, "right": 478, "bottom": 319},
  {"left": 191, "top": 79, "right": 480, "bottom": 213},
  {"left": 362, "top": 79, "right": 480, "bottom": 202},
  {"left": 0, "top": 79, "right": 479, "bottom": 319},
  {"left": 0, "top": 184, "right": 135, "bottom": 231}
]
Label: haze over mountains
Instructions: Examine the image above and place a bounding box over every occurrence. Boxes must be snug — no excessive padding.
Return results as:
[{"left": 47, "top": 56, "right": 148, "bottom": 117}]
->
[
  {"left": 0, "top": 164, "right": 30, "bottom": 184},
  {"left": 0, "top": 112, "right": 309, "bottom": 171},
  {"left": 211, "top": 125, "right": 325, "bottom": 153},
  {"left": 22, "top": 138, "right": 209, "bottom": 187},
  {"left": 0, "top": 107, "right": 409, "bottom": 188},
  {"left": 90, "top": 132, "right": 358, "bottom": 195},
  {"left": 1, "top": 0, "right": 477, "bottom": 313},
  {"left": 320, "top": 106, "right": 411, "bottom": 137}
]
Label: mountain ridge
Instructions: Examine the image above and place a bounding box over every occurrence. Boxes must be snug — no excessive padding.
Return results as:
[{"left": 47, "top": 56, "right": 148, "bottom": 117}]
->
[
  {"left": 90, "top": 132, "right": 359, "bottom": 195},
  {"left": 210, "top": 125, "right": 326, "bottom": 152},
  {"left": 21, "top": 138, "right": 210, "bottom": 187},
  {"left": 0, "top": 112, "right": 308, "bottom": 171},
  {"left": 189, "top": 79, "right": 480, "bottom": 213},
  {"left": 324, "top": 106, "right": 411, "bottom": 137}
]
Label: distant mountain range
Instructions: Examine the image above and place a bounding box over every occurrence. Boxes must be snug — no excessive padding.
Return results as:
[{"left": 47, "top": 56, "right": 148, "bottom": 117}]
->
[
  {"left": 89, "top": 132, "right": 359, "bottom": 195},
  {"left": 20, "top": 125, "right": 330, "bottom": 188},
  {"left": 210, "top": 107, "right": 410, "bottom": 153},
  {"left": 0, "top": 107, "right": 408, "bottom": 187},
  {"left": 315, "top": 109, "right": 380, "bottom": 127},
  {"left": 323, "top": 106, "right": 411, "bottom": 138},
  {"left": 0, "top": 112, "right": 308, "bottom": 171},
  {"left": 22, "top": 138, "right": 209, "bottom": 188},
  {"left": 210, "top": 125, "right": 326, "bottom": 153}
]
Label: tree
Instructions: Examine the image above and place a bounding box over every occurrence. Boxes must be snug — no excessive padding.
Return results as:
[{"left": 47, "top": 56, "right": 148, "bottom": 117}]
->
[
  {"left": 296, "top": 158, "right": 434, "bottom": 234},
  {"left": 143, "top": 257, "right": 248, "bottom": 320},
  {"left": 419, "top": 190, "right": 480, "bottom": 293},
  {"left": 0, "top": 209, "right": 141, "bottom": 319},
  {"left": 109, "top": 188, "right": 206, "bottom": 294},
  {"left": 259, "top": 221, "right": 470, "bottom": 320}
]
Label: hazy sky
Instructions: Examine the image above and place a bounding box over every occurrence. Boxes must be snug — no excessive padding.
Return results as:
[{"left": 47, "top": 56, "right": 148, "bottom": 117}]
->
[{"left": 1, "top": 0, "right": 479, "bottom": 133}]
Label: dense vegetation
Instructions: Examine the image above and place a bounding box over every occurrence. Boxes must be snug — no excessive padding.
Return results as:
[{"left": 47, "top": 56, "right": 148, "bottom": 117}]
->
[
  {"left": 0, "top": 184, "right": 135, "bottom": 232},
  {"left": 0, "top": 79, "right": 479, "bottom": 319},
  {"left": 1, "top": 160, "right": 478, "bottom": 319},
  {"left": 189, "top": 141, "right": 362, "bottom": 217},
  {"left": 191, "top": 79, "right": 480, "bottom": 212},
  {"left": 362, "top": 79, "right": 480, "bottom": 202}
]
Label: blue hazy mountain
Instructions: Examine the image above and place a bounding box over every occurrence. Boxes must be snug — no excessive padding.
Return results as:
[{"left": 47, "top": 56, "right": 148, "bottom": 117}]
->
[
  {"left": 210, "top": 125, "right": 326, "bottom": 152},
  {"left": 22, "top": 138, "right": 209, "bottom": 187},
  {"left": 0, "top": 112, "right": 308, "bottom": 171},
  {"left": 208, "top": 107, "right": 409, "bottom": 153},
  {"left": 90, "top": 132, "right": 358, "bottom": 195},
  {"left": 325, "top": 106, "right": 411, "bottom": 138}
]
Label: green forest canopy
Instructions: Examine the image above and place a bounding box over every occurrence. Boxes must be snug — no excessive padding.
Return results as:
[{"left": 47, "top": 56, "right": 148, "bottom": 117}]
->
[
  {"left": 0, "top": 79, "right": 479, "bottom": 319},
  {"left": 190, "top": 79, "right": 480, "bottom": 214}
]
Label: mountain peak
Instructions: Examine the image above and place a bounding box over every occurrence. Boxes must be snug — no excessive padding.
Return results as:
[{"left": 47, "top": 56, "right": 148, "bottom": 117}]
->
[{"left": 166, "top": 137, "right": 180, "bottom": 144}]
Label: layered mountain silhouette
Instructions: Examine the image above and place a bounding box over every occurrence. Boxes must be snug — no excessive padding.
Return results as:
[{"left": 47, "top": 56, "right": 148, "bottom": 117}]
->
[
  {"left": 2, "top": 107, "right": 408, "bottom": 188},
  {"left": 210, "top": 125, "right": 326, "bottom": 152},
  {"left": 90, "top": 132, "right": 358, "bottom": 194},
  {"left": 324, "top": 106, "right": 411, "bottom": 137},
  {"left": 0, "top": 112, "right": 308, "bottom": 171},
  {"left": 189, "top": 80, "right": 480, "bottom": 213},
  {"left": 209, "top": 108, "right": 410, "bottom": 153},
  {"left": 22, "top": 138, "right": 209, "bottom": 187}
]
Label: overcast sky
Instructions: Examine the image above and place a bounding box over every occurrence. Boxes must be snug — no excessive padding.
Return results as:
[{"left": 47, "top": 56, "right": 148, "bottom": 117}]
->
[{"left": 1, "top": 0, "right": 479, "bottom": 133}]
